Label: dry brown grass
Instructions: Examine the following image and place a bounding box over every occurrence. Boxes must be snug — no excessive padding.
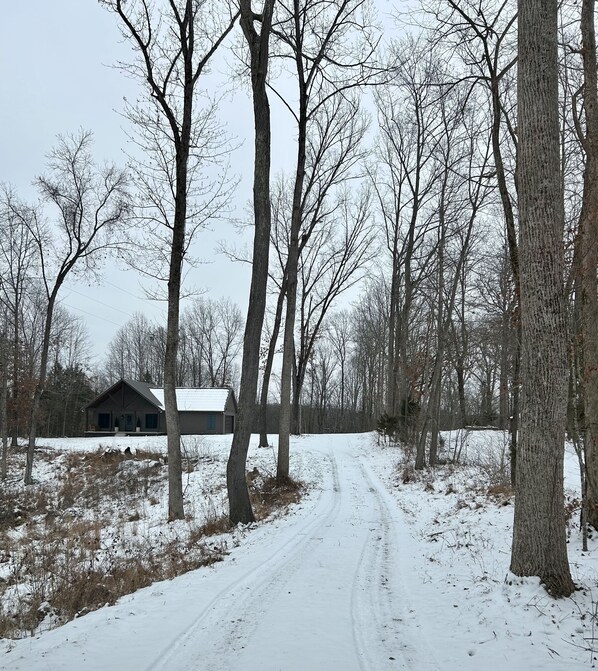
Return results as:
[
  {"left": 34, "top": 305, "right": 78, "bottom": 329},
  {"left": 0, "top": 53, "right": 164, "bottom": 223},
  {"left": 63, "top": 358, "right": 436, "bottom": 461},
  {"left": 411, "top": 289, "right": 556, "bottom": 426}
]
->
[
  {"left": 0, "top": 446, "right": 229, "bottom": 640},
  {"left": 250, "top": 473, "right": 304, "bottom": 520},
  {"left": 486, "top": 483, "right": 513, "bottom": 503},
  {"left": 0, "top": 445, "right": 305, "bottom": 641}
]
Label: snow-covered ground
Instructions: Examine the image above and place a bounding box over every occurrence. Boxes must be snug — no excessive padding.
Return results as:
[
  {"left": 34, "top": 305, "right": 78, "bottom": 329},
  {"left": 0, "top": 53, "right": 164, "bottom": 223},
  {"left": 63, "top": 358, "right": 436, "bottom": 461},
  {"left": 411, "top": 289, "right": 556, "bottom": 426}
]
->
[{"left": 1, "top": 431, "right": 597, "bottom": 670}]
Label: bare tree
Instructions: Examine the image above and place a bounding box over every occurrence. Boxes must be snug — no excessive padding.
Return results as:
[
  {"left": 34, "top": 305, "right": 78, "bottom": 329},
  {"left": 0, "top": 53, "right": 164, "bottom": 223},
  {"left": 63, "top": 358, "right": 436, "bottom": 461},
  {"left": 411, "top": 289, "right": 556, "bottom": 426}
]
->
[
  {"left": 227, "top": 0, "right": 276, "bottom": 525},
  {"left": 102, "top": 0, "right": 238, "bottom": 521},
  {"left": 509, "top": 0, "right": 575, "bottom": 597},
  {"left": 371, "top": 38, "right": 445, "bottom": 449},
  {"left": 0, "top": 187, "right": 38, "bottom": 447},
  {"left": 183, "top": 297, "right": 243, "bottom": 386},
  {"left": 570, "top": 0, "right": 598, "bottom": 530},
  {"left": 291, "top": 186, "right": 375, "bottom": 434},
  {"left": 417, "top": 85, "right": 493, "bottom": 467},
  {"left": 271, "top": 0, "right": 379, "bottom": 482},
  {"left": 328, "top": 310, "right": 353, "bottom": 429},
  {"left": 4, "top": 131, "right": 129, "bottom": 484},
  {"left": 426, "top": 0, "right": 520, "bottom": 482}
]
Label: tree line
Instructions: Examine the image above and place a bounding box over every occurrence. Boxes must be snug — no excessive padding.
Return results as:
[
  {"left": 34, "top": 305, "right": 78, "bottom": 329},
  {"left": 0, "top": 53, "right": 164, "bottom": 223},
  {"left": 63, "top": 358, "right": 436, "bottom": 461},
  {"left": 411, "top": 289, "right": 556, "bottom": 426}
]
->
[{"left": 1, "top": 0, "right": 595, "bottom": 596}]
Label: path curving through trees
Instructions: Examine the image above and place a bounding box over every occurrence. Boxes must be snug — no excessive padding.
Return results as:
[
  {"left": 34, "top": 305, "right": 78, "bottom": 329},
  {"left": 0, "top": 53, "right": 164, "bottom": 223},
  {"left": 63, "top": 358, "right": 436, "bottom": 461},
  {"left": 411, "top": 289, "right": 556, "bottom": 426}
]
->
[{"left": 3, "top": 435, "right": 441, "bottom": 671}]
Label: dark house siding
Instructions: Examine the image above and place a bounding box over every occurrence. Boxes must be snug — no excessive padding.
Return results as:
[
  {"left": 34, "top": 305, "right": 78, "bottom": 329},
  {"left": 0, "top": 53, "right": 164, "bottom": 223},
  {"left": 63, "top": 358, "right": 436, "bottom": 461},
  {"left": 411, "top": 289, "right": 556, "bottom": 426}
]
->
[
  {"left": 85, "top": 380, "right": 236, "bottom": 435},
  {"left": 86, "top": 381, "right": 165, "bottom": 433},
  {"left": 178, "top": 411, "right": 224, "bottom": 435}
]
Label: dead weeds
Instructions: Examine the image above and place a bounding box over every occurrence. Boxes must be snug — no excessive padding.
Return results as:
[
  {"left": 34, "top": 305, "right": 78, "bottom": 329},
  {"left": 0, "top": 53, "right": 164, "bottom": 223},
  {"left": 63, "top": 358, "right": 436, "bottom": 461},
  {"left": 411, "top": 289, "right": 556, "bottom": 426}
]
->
[
  {"left": 0, "top": 444, "right": 305, "bottom": 641},
  {"left": 249, "top": 472, "right": 304, "bottom": 520},
  {"left": 0, "top": 445, "right": 227, "bottom": 640}
]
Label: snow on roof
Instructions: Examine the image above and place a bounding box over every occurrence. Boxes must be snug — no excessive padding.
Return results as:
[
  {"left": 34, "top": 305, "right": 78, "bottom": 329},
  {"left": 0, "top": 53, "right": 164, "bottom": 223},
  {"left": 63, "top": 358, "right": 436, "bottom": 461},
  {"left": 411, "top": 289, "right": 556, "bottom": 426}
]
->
[{"left": 151, "top": 388, "right": 231, "bottom": 413}]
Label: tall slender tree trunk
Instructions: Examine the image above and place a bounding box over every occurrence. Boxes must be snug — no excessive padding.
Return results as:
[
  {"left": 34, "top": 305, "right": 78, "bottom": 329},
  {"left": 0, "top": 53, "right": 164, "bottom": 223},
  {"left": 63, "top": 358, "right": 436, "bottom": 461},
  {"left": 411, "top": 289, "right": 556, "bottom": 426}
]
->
[
  {"left": 259, "top": 281, "right": 286, "bottom": 447},
  {"left": 227, "top": 0, "right": 275, "bottom": 524},
  {"left": 578, "top": 0, "right": 598, "bottom": 530},
  {"left": 386, "top": 257, "right": 399, "bottom": 416},
  {"left": 278, "top": 0, "right": 308, "bottom": 480},
  {"left": 25, "top": 292, "right": 58, "bottom": 485},
  {"left": 163, "top": 9, "right": 197, "bottom": 521},
  {"left": 510, "top": 0, "right": 575, "bottom": 597},
  {"left": 428, "top": 196, "right": 446, "bottom": 466},
  {"left": 11, "top": 312, "right": 19, "bottom": 448},
  {"left": 277, "top": 106, "right": 306, "bottom": 482},
  {"left": 164, "top": 152, "right": 189, "bottom": 521},
  {"left": 499, "top": 307, "right": 510, "bottom": 430},
  {"left": 1, "top": 325, "right": 8, "bottom": 480},
  {"left": 491, "top": 80, "right": 521, "bottom": 488}
]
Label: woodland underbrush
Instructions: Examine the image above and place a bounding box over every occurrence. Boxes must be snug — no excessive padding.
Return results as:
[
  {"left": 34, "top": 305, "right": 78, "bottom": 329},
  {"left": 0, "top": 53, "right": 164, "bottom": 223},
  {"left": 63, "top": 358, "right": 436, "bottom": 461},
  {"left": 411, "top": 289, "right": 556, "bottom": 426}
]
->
[{"left": 0, "top": 441, "right": 303, "bottom": 640}]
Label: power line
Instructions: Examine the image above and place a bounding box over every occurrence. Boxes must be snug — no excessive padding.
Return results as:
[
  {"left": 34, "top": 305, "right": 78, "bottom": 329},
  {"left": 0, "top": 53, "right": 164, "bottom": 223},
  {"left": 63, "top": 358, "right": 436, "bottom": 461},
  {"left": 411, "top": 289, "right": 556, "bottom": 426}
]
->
[
  {"left": 62, "top": 302, "right": 123, "bottom": 328},
  {"left": 66, "top": 287, "right": 133, "bottom": 317},
  {"left": 102, "top": 279, "right": 149, "bottom": 301}
]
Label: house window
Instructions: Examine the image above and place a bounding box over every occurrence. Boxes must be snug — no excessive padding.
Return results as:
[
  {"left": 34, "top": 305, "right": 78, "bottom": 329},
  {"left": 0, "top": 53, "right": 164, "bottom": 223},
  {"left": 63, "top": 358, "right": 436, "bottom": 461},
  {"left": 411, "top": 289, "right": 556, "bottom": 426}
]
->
[
  {"left": 207, "top": 414, "right": 216, "bottom": 430},
  {"left": 145, "top": 413, "right": 158, "bottom": 430},
  {"left": 98, "top": 413, "right": 110, "bottom": 429}
]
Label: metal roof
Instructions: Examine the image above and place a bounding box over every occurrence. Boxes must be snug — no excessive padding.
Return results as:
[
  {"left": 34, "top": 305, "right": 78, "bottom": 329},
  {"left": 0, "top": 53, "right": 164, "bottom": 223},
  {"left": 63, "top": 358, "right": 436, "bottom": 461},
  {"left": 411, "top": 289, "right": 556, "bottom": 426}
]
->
[
  {"left": 85, "top": 380, "right": 233, "bottom": 413},
  {"left": 151, "top": 387, "right": 232, "bottom": 412}
]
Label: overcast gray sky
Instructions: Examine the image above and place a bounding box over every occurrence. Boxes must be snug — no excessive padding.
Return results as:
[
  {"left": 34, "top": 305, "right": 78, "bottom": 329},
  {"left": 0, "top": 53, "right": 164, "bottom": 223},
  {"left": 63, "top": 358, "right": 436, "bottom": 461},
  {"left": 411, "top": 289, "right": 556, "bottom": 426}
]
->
[
  {"left": 1, "top": 1, "right": 399, "bottom": 365},
  {"left": 0, "top": 2, "right": 274, "bottom": 364}
]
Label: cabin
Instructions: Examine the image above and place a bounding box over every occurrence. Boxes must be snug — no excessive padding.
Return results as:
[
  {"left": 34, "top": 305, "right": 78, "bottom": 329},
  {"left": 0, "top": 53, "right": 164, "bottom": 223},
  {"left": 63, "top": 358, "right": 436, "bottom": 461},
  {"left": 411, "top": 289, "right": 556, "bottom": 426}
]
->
[{"left": 84, "top": 379, "right": 236, "bottom": 435}]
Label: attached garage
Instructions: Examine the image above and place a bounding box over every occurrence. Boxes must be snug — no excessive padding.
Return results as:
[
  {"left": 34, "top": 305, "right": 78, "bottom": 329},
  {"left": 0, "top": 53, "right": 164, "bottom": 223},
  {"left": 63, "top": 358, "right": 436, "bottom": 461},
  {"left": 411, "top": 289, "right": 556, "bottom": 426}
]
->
[{"left": 85, "top": 380, "right": 237, "bottom": 435}]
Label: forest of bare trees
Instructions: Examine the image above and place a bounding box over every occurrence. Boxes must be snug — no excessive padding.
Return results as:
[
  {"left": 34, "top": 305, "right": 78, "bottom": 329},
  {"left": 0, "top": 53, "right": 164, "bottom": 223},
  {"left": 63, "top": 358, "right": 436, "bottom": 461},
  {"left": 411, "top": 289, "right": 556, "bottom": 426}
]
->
[{"left": 1, "top": 0, "right": 597, "bottom": 593}]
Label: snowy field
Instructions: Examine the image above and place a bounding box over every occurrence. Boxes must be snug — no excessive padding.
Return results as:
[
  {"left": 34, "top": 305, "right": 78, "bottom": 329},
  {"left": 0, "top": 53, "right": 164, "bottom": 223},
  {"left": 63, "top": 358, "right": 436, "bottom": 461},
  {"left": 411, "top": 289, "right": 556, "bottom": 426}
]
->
[{"left": 1, "top": 430, "right": 597, "bottom": 670}]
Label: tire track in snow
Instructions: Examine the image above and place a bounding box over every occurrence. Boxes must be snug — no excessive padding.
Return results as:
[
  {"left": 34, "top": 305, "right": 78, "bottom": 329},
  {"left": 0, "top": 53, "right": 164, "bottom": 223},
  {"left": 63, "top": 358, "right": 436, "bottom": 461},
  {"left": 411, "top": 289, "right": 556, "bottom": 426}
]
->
[
  {"left": 147, "top": 451, "right": 343, "bottom": 671},
  {"left": 351, "top": 456, "right": 442, "bottom": 671}
]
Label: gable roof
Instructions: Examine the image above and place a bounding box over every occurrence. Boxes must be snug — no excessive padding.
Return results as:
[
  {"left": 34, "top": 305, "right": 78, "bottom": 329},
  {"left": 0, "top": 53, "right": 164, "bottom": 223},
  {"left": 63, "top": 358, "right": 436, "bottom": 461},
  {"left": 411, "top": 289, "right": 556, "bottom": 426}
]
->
[
  {"left": 85, "top": 378, "right": 162, "bottom": 410},
  {"left": 85, "top": 380, "right": 234, "bottom": 413},
  {"left": 151, "top": 388, "right": 232, "bottom": 413},
  {"left": 125, "top": 380, "right": 162, "bottom": 407}
]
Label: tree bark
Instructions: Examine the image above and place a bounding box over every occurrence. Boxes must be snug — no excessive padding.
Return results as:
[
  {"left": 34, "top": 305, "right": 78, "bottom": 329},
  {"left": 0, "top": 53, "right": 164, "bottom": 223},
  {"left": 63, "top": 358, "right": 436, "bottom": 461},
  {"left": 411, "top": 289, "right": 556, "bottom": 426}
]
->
[
  {"left": 278, "top": 33, "right": 307, "bottom": 481},
  {"left": 106, "top": 0, "right": 237, "bottom": 520},
  {"left": 578, "top": 0, "right": 598, "bottom": 531},
  {"left": 259, "top": 281, "right": 285, "bottom": 447},
  {"left": 164, "top": 143, "right": 189, "bottom": 521},
  {"left": 510, "top": 0, "right": 575, "bottom": 597},
  {"left": 1, "top": 324, "right": 8, "bottom": 480},
  {"left": 227, "top": 0, "right": 275, "bottom": 524},
  {"left": 25, "top": 291, "right": 58, "bottom": 485}
]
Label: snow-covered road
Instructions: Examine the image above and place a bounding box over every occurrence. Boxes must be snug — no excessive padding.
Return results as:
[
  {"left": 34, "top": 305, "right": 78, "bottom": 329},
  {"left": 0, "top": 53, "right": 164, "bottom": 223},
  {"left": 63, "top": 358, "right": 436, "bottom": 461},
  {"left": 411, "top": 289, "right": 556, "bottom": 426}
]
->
[
  {"left": 2, "top": 435, "right": 437, "bottom": 671},
  {"left": 146, "top": 437, "right": 432, "bottom": 671},
  {"left": 3, "top": 433, "right": 593, "bottom": 670}
]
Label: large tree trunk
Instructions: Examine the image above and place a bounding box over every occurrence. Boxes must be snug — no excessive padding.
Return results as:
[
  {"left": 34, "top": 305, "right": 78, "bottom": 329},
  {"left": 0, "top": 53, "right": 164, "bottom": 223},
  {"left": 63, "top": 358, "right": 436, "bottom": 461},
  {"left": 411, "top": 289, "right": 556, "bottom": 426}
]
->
[
  {"left": 227, "top": 0, "right": 275, "bottom": 524},
  {"left": 578, "top": 0, "right": 598, "bottom": 531},
  {"left": 510, "top": 0, "right": 575, "bottom": 597}
]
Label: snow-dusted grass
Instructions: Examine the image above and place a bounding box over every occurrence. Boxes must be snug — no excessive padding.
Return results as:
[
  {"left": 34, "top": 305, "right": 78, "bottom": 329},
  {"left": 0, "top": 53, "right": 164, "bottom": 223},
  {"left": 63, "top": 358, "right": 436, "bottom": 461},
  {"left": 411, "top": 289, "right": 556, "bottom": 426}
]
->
[{"left": 0, "top": 434, "right": 305, "bottom": 640}]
